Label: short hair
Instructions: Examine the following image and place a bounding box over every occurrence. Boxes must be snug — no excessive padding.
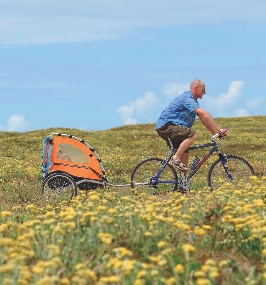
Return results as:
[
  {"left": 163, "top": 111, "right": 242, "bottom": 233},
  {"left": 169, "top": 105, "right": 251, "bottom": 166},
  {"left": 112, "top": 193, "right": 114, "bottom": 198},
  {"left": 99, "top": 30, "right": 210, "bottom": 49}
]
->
[{"left": 190, "top": 79, "right": 204, "bottom": 89}]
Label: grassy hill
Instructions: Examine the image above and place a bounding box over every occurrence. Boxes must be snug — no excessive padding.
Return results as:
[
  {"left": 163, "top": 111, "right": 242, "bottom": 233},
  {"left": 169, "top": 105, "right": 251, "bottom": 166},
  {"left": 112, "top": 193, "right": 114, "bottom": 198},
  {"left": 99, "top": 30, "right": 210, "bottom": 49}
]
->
[
  {"left": 0, "top": 115, "right": 265, "bottom": 209},
  {"left": 0, "top": 116, "right": 266, "bottom": 284}
]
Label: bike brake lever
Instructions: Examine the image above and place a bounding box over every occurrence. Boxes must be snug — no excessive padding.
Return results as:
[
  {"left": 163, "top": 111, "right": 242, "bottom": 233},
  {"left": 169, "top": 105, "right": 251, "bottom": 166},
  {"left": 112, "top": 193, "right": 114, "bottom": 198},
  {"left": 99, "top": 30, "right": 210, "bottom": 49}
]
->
[{"left": 211, "top": 127, "right": 229, "bottom": 140}]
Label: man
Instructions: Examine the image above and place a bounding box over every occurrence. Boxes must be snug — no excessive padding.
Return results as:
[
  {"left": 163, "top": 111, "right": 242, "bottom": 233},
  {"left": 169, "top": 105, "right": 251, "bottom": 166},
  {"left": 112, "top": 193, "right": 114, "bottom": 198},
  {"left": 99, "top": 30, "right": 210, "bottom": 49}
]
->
[{"left": 156, "top": 79, "right": 226, "bottom": 172}]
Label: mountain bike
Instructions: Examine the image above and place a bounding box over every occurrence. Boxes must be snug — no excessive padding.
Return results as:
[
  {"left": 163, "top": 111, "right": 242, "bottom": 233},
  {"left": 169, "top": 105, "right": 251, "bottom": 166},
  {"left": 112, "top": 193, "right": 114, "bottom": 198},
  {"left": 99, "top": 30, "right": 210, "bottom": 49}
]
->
[{"left": 131, "top": 128, "right": 254, "bottom": 194}]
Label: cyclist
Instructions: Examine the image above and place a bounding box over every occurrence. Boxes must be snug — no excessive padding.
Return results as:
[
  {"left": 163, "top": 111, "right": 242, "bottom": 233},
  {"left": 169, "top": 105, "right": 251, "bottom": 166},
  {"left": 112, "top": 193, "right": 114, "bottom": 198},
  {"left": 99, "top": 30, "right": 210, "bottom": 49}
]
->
[{"left": 156, "top": 79, "right": 227, "bottom": 172}]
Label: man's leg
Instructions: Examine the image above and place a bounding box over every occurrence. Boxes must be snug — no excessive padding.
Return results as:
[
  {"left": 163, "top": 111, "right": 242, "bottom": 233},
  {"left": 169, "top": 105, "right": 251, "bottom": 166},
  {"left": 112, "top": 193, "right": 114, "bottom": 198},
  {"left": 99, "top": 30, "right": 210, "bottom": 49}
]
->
[
  {"left": 180, "top": 152, "right": 190, "bottom": 170},
  {"left": 173, "top": 133, "right": 198, "bottom": 164}
]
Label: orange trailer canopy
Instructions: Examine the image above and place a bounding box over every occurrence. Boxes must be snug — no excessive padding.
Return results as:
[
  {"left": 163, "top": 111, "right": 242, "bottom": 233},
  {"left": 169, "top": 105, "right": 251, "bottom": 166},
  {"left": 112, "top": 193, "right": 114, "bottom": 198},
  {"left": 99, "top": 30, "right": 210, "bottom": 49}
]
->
[{"left": 42, "top": 133, "right": 107, "bottom": 182}]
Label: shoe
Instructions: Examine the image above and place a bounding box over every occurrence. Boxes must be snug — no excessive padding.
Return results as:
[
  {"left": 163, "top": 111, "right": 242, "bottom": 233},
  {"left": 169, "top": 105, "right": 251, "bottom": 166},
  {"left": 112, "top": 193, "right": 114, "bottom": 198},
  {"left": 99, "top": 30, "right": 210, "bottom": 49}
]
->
[{"left": 169, "top": 158, "right": 189, "bottom": 171}]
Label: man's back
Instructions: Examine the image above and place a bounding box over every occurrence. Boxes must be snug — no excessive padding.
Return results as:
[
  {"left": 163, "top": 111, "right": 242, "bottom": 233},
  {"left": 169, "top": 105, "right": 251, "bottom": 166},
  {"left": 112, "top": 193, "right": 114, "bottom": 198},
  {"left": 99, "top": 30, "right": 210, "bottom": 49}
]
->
[{"left": 156, "top": 91, "right": 199, "bottom": 129}]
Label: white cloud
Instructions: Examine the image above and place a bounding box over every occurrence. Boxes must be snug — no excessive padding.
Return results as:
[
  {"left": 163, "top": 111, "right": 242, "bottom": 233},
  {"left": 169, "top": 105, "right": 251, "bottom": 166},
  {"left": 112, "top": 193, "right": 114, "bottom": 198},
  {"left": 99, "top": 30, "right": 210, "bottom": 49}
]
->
[
  {"left": 117, "top": 91, "right": 159, "bottom": 125},
  {"left": 117, "top": 79, "right": 265, "bottom": 127},
  {"left": 202, "top": 80, "right": 265, "bottom": 117},
  {"left": 7, "top": 115, "right": 30, "bottom": 132},
  {"left": 202, "top": 81, "right": 246, "bottom": 117},
  {"left": 217, "top": 81, "right": 244, "bottom": 104}
]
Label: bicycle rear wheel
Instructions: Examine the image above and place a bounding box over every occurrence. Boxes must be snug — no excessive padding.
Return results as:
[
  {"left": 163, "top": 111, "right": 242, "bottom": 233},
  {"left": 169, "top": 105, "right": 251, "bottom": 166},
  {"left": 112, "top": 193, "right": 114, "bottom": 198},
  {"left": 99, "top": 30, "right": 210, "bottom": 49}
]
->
[
  {"left": 208, "top": 155, "right": 254, "bottom": 191},
  {"left": 131, "top": 157, "right": 178, "bottom": 195},
  {"left": 42, "top": 172, "right": 78, "bottom": 202}
]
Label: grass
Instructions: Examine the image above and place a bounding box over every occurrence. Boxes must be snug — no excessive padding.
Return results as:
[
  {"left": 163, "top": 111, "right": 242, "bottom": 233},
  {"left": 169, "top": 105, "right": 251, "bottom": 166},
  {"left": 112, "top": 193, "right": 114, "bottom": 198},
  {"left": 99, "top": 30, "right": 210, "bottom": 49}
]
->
[{"left": 0, "top": 115, "right": 266, "bottom": 284}]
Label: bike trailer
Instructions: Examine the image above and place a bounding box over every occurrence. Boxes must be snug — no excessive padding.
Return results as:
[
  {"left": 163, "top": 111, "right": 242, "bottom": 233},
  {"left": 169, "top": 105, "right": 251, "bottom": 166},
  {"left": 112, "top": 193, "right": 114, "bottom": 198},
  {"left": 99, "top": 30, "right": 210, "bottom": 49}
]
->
[{"left": 41, "top": 133, "right": 108, "bottom": 190}]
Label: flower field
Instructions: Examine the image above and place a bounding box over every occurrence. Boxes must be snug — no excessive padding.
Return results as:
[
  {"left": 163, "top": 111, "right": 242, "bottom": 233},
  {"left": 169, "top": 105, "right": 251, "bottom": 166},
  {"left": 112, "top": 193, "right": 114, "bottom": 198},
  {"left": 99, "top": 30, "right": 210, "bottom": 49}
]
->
[{"left": 0, "top": 116, "right": 265, "bottom": 284}]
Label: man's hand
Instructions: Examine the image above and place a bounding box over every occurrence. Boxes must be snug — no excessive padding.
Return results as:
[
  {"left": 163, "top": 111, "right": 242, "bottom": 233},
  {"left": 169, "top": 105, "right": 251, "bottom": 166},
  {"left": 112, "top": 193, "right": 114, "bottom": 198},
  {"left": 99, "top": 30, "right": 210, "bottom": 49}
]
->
[{"left": 218, "top": 128, "right": 228, "bottom": 139}]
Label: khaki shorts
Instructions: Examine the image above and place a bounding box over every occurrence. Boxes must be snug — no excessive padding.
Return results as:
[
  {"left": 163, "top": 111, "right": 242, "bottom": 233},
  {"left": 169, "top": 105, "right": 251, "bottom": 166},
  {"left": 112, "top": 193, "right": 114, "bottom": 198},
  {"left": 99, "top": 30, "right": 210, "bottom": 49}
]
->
[{"left": 156, "top": 124, "right": 196, "bottom": 150}]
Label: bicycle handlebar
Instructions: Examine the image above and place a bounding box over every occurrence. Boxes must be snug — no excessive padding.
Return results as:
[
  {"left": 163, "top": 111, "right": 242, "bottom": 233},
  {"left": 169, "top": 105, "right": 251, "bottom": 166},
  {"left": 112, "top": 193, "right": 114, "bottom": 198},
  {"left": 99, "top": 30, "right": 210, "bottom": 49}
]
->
[{"left": 211, "top": 127, "right": 229, "bottom": 140}]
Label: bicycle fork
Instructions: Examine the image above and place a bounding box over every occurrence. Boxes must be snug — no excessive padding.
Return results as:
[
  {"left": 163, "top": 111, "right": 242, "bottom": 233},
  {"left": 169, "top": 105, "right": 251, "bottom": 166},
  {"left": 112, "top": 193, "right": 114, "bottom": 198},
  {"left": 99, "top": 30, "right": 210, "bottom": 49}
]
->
[{"left": 218, "top": 152, "right": 233, "bottom": 181}]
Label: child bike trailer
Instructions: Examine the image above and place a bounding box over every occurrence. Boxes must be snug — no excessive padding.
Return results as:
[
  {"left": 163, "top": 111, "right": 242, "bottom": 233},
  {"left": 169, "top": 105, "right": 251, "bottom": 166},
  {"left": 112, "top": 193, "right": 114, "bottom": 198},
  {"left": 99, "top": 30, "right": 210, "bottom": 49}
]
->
[{"left": 41, "top": 133, "right": 108, "bottom": 200}]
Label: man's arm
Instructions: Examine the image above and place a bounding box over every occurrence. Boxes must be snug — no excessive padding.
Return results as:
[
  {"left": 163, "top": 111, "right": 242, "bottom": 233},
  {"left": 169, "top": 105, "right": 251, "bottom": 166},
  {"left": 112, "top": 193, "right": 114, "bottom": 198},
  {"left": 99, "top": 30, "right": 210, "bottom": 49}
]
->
[{"left": 195, "top": 108, "right": 222, "bottom": 135}]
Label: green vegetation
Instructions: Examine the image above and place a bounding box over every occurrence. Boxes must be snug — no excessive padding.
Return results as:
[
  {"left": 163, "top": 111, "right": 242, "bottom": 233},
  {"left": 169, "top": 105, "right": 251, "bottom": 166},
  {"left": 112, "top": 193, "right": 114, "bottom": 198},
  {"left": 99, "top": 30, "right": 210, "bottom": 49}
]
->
[{"left": 0, "top": 116, "right": 266, "bottom": 284}]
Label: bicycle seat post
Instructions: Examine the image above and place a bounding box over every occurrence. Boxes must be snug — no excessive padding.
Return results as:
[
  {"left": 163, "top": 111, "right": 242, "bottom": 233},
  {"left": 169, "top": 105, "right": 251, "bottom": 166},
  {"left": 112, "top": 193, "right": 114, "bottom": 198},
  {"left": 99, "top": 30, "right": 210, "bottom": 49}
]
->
[{"left": 167, "top": 139, "right": 176, "bottom": 155}]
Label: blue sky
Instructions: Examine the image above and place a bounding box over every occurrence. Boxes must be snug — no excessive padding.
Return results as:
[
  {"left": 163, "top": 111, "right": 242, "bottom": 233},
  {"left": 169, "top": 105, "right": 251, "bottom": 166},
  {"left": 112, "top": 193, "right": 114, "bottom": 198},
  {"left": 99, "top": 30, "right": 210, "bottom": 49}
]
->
[{"left": 0, "top": 0, "right": 266, "bottom": 132}]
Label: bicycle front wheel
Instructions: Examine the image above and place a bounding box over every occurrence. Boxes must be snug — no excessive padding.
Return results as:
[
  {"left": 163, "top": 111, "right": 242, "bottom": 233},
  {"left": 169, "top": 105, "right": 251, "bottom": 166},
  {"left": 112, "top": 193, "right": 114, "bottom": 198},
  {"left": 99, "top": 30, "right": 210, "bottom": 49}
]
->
[
  {"left": 208, "top": 155, "right": 254, "bottom": 191},
  {"left": 131, "top": 158, "right": 178, "bottom": 195}
]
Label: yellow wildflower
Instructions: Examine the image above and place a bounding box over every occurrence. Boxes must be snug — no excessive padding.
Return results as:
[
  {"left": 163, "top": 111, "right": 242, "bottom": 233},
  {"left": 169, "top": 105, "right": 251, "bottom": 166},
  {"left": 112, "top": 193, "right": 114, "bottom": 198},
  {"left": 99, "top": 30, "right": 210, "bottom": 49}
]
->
[
  {"left": 209, "top": 270, "right": 219, "bottom": 279},
  {"left": 0, "top": 223, "right": 8, "bottom": 233},
  {"left": 60, "top": 277, "right": 71, "bottom": 285},
  {"left": 113, "top": 247, "right": 133, "bottom": 257},
  {"left": 35, "top": 276, "right": 59, "bottom": 285},
  {"left": 98, "top": 232, "right": 114, "bottom": 245},
  {"left": 1, "top": 211, "right": 12, "bottom": 219},
  {"left": 45, "top": 211, "right": 56, "bottom": 218},
  {"left": 47, "top": 244, "right": 61, "bottom": 256},
  {"left": 107, "top": 208, "right": 118, "bottom": 214},
  {"left": 98, "top": 275, "right": 120, "bottom": 283},
  {"left": 175, "top": 221, "right": 191, "bottom": 231},
  {"left": 165, "top": 277, "right": 176, "bottom": 285},
  {"left": 175, "top": 264, "right": 185, "bottom": 274},
  {"left": 76, "top": 263, "right": 85, "bottom": 270},
  {"left": 219, "top": 260, "right": 229, "bottom": 268},
  {"left": 0, "top": 237, "right": 14, "bottom": 247},
  {"left": 32, "top": 265, "right": 45, "bottom": 275},
  {"left": 182, "top": 243, "right": 196, "bottom": 252},
  {"left": 202, "top": 224, "right": 211, "bottom": 230},
  {"left": 196, "top": 278, "right": 211, "bottom": 285},
  {"left": 0, "top": 263, "right": 16, "bottom": 273},
  {"left": 157, "top": 241, "right": 167, "bottom": 248},
  {"left": 137, "top": 270, "right": 147, "bottom": 279},
  {"left": 84, "top": 269, "right": 97, "bottom": 281},
  {"left": 90, "top": 193, "right": 101, "bottom": 201},
  {"left": 53, "top": 225, "right": 65, "bottom": 236},
  {"left": 26, "top": 204, "right": 39, "bottom": 214},
  {"left": 63, "top": 222, "right": 76, "bottom": 231},
  {"left": 12, "top": 205, "right": 22, "bottom": 211},
  {"left": 144, "top": 232, "right": 152, "bottom": 237},
  {"left": 205, "top": 259, "right": 217, "bottom": 266},
  {"left": 194, "top": 270, "right": 206, "bottom": 278},
  {"left": 194, "top": 227, "right": 206, "bottom": 236},
  {"left": 134, "top": 279, "right": 145, "bottom": 285}
]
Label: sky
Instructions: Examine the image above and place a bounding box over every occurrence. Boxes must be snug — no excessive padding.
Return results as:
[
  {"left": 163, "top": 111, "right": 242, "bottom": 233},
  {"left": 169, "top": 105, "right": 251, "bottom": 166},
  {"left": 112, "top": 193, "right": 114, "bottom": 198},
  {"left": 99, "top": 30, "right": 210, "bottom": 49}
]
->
[{"left": 0, "top": 0, "right": 266, "bottom": 132}]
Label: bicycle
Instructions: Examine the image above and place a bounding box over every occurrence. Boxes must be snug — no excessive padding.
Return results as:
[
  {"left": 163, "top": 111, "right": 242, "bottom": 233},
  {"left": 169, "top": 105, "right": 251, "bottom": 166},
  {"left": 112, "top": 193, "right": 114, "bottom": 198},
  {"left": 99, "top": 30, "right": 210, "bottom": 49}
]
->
[{"left": 131, "top": 128, "right": 255, "bottom": 195}]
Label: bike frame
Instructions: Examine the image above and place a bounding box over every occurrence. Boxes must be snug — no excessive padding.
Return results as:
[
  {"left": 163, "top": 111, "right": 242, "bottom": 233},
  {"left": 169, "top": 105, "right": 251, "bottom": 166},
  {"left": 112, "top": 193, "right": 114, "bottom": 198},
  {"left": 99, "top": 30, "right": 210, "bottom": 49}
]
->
[
  {"left": 187, "top": 140, "right": 232, "bottom": 180},
  {"left": 151, "top": 137, "right": 232, "bottom": 187}
]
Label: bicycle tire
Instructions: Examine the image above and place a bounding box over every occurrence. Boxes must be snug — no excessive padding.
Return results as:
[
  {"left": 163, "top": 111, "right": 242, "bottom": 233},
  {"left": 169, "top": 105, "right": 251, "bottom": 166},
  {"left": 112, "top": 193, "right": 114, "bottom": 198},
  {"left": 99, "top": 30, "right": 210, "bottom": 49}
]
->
[
  {"left": 42, "top": 172, "right": 78, "bottom": 202},
  {"left": 208, "top": 155, "right": 255, "bottom": 191},
  {"left": 131, "top": 157, "right": 178, "bottom": 195}
]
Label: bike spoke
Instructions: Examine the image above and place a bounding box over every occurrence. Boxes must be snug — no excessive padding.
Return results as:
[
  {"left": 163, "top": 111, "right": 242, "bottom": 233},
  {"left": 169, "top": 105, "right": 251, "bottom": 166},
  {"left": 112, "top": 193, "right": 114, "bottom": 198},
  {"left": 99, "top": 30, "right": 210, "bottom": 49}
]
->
[
  {"left": 208, "top": 155, "right": 254, "bottom": 191},
  {"left": 131, "top": 158, "right": 178, "bottom": 195},
  {"left": 42, "top": 172, "right": 77, "bottom": 203}
]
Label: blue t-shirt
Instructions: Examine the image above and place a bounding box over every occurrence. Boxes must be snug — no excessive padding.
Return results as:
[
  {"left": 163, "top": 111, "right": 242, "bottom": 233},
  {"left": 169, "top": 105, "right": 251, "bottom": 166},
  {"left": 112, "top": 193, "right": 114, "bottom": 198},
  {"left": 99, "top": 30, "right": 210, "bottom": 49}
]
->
[{"left": 156, "top": 91, "right": 199, "bottom": 129}]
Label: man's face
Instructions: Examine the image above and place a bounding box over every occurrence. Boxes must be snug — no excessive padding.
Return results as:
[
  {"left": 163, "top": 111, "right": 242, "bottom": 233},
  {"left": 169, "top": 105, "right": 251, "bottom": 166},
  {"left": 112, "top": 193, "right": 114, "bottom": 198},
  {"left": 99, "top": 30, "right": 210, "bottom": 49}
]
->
[{"left": 195, "top": 85, "right": 206, "bottom": 99}]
